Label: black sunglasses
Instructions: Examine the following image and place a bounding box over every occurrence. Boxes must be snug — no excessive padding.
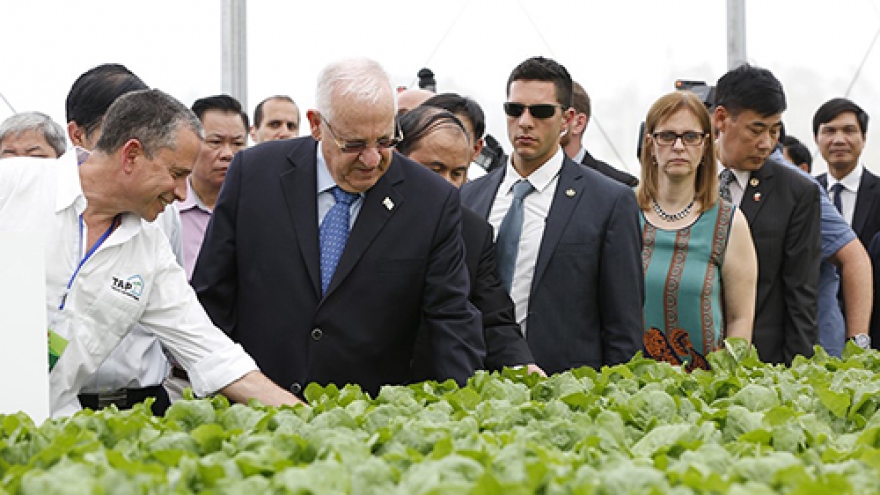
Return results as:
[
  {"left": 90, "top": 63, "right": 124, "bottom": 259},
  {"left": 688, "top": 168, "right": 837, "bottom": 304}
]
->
[{"left": 503, "top": 102, "right": 563, "bottom": 119}]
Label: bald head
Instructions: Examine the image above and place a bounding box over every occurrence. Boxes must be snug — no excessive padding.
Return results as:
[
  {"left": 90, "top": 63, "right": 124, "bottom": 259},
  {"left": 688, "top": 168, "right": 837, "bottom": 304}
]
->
[{"left": 397, "top": 88, "right": 435, "bottom": 115}]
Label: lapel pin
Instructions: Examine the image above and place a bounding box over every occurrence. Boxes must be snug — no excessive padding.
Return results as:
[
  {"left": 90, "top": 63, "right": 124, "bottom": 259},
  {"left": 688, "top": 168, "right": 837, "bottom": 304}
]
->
[
  {"left": 749, "top": 178, "right": 759, "bottom": 187},
  {"left": 565, "top": 188, "right": 576, "bottom": 197},
  {"left": 382, "top": 197, "right": 394, "bottom": 210},
  {"left": 753, "top": 192, "right": 761, "bottom": 202}
]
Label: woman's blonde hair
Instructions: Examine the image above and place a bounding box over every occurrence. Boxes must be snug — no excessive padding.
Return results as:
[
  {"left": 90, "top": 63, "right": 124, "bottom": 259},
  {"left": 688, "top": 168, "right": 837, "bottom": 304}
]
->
[{"left": 636, "top": 90, "right": 718, "bottom": 213}]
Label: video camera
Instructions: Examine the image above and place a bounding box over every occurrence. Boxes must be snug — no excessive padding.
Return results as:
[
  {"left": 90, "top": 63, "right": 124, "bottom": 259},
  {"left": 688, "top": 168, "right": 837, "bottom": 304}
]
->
[{"left": 636, "top": 79, "right": 716, "bottom": 159}]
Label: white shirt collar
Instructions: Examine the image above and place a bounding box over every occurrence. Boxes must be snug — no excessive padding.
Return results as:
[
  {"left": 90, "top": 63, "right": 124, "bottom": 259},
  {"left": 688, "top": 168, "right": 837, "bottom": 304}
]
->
[
  {"left": 828, "top": 164, "right": 863, "bottom": 193},
  {"left": 501, "top": 147, "right": 565, "bottom": 195},
  {"left": 572, "top": 147, "right": 586, "bottom": 164}
]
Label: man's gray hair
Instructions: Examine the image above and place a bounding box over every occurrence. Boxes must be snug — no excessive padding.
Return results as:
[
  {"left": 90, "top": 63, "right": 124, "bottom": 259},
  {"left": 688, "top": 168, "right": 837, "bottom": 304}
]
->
[
  {"left": 315, "top": 58, "right": 396, "bottom": 122},
  {"left": 0, "top": 112, "right": 67, "bottom": 157},
  {"left": 95, "top": 89, "right": 203, "bottom": 158}
]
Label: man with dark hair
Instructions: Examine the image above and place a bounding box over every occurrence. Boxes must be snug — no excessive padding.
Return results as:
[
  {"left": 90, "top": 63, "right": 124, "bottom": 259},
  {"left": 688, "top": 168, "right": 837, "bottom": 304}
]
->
[
  {"left": 179, "top": 95, "right": 248, "bottom": 278},
  {"left": 250, "top": 95, "right": 299, "bottom": 143},
  {"left": 714, "top": 64, "right": 821, "bottom": 363},
  {"left": 0, "top": 89, "right": 302, "bottom": 416},
  {"left": 461, "top": 56, "right": 644, "bottom": 374},
  {"left": 561, "top": 81, "right": 638, "bottom": 187},
  {"left": 0, "top": 112, "right": 67, "bottom": 158},
  {"left": 423, "top": 92, "right": 492, "bottom": 181},
  {"left": 814, "top": 98, "right": 880, "bottom": 250},
  {"left": 66, "top": 64, "right": 149, "bottom": 151},
  {"left": 781, "top": 135, "right": 812, "bottom": 173}
]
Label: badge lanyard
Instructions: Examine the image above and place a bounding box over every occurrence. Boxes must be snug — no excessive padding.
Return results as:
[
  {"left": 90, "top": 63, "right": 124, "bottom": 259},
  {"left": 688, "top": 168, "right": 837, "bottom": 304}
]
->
[{"left": 58, "top": 214, "right": 120, "bottom": 310}]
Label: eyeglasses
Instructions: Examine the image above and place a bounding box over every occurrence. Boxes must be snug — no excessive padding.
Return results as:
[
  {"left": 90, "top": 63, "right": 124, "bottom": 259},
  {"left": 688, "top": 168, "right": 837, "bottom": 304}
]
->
[
  {"left": 503, "top": 102, "right": 563, "bottom": 119},
  {"left": 321, "top": 116, "right": 402, "bottom": 154},
  {"left": 652, "top": 131, "right": 708, "bottom": 147}
]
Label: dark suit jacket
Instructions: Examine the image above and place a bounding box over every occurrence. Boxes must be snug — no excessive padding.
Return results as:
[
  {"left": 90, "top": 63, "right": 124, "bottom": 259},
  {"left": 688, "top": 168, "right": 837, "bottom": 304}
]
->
[
  {"left": 818, "top": 168, "right": 880, "bottom": 248},
  {"left": 867, "top": 232, "right": 880, "bottom": 349},
  {"left": 461, "top": 157, "right": 644, "bottom": 375},
  {"left": 191, "top": 137, "right": 485, "bottom": 397},
  {"left": 740, "top": 157, "right": 821, "bottom": 364},
  {"left": 581, "top": 150, "right": 639, "bottom": 187},
  {"left": 411, "top": 207, "right": 535, "bottom": 379}
]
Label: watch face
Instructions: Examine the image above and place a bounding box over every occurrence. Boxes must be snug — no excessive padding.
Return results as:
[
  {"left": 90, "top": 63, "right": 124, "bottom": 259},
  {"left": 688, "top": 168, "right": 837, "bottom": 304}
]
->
[{"left": 853, "top": 334, "right": 871, "bottom": 349}]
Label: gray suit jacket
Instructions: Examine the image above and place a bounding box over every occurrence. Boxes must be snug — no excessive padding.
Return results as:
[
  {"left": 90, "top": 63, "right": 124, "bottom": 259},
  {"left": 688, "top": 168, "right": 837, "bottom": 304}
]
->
[{"left": 461, "top": 157, "right": 644, "bottom": 374}]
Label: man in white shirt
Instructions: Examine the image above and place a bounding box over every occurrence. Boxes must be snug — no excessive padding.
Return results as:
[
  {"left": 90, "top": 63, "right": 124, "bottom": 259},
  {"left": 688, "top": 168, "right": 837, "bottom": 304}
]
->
[
  {"left": 0, "top": 89, "right": 301, "bottom": 416},
  {"left": 814, "top": 98, "right": 880, "bottom": 250},
  {"left": 64, "top": 63, "right": 184, "bottom": 414}
]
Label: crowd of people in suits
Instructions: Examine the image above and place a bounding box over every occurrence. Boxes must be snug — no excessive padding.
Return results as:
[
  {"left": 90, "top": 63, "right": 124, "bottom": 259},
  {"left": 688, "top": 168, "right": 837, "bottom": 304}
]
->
[{"left": 0, "top": 54, "right": 877, "bottom": 416}]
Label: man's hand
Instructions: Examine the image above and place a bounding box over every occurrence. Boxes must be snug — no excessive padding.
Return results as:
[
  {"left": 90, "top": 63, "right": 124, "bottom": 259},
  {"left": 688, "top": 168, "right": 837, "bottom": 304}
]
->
[
  {"left": 526, "top": 363, "right": 547, "bottom": 377},
  {"left": 219, "top": 371, "right": 306, "bottom": 407}
]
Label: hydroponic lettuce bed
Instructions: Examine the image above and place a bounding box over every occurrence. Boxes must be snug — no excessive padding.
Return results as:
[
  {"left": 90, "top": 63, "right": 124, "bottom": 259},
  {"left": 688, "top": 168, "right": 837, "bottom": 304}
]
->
[{"left": 3, "top": 340, "right": 880, "bottom": 494}]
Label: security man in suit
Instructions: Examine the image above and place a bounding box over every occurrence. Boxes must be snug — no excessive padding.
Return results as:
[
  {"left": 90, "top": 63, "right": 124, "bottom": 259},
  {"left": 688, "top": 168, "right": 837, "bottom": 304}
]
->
[
  {"left": 461, "top": 56, "right": 644, "bottom": 375},
  {"left": 560, "top": 80, "right": 639, "bottom": 187}
]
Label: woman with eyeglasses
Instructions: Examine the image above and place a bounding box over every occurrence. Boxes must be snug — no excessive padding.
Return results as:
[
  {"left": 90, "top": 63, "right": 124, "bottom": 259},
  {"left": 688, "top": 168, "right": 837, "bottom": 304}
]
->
[{"left": 637, "top": 91, "right": 757, "bottom": 370}]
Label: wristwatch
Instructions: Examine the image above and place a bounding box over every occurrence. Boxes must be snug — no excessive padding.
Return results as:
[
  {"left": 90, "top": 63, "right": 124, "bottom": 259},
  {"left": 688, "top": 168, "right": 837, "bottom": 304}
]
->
[{"left": 849, "top": 333, "right": 872, "bottom": 350}]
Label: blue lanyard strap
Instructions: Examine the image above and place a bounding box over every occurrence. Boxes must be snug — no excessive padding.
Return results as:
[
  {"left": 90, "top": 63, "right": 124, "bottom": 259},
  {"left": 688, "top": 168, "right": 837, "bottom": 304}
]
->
[{"left": 59, "top": 214, "right": 120, "bottom": 310}]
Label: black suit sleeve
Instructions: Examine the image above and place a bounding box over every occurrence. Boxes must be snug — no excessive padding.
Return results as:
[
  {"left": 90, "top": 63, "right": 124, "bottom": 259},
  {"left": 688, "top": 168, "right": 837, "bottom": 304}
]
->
[
  {"left": 782, "top": 182, "right": 821, "bottom": 362},
  {"left": 869, "top": 232, "right": 880, "bottom": 350},
  {"left": 471, "top": 220, "right": 535, "bottom": 370},
  {"left": 190, "top": 151, "right": 242, "bottom": 336},
  {"left": 599, "top": 188, "right": 645, "bottom": 364},
  {"left": 424, "top": 187, "right": 486, "bottom": 383}
]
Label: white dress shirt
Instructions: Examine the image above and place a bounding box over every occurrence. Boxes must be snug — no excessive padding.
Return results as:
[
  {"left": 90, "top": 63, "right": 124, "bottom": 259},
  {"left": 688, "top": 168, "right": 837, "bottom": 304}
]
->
[
  {"left": 826, "top": 165, "right": 863, "bottom": 226},
  {"left": 0, "top": 152, "right": 257, "bottom": 416},
  {"left": 488, "top": 149, "right": 564, "bottom": 335}
]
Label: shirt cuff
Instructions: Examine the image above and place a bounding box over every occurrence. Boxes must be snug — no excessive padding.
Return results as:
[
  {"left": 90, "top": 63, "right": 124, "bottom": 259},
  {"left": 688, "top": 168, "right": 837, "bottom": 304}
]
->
[{"left": 186, "top": 343, "right": 258, "bottom": 396}]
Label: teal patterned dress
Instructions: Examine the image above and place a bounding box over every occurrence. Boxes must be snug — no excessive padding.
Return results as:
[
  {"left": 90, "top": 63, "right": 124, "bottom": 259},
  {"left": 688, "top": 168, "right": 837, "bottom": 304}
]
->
[{"left": 641, "top": 200, "right": 735, "bottom": 370}]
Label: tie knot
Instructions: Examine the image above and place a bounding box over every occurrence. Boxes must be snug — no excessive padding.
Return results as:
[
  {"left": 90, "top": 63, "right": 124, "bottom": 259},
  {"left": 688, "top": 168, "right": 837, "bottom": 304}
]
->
[
  {"left": 332, "top": 186, "right": 358, "bottom": 206},
  {"left": 831, "top": 183, "right": 845, "bottom": 194},
  {"left": 511, "top": 180, "right": 535, "bottom": 200},
  {"left": 719, "top": 168, "right": 736, "bottom": 186}
]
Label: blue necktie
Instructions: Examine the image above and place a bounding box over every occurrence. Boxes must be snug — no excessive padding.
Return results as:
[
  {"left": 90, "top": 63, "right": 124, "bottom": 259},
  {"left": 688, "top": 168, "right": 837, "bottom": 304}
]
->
[
  {"left": 496, "top": 179, "right": 535, "bottom": 293},
  {"left": 320, "top": 187, "right": 358, "bottom": 294},
  {"left": 830, "top": 183, "right": 844, "bottom": 214}
]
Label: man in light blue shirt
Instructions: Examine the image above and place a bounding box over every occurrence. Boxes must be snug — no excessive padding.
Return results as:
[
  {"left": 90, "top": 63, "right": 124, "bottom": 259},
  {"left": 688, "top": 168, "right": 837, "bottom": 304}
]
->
[{"left": 771, "top": 147, "right": 872, "bottom": 355}]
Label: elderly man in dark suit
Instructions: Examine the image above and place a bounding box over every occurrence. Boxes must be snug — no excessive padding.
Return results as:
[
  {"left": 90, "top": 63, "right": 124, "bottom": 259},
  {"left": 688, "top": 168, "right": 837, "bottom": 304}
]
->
[
  {"left": 714, "top": 64, "right": 822, "bottom": 364},
  {"left": 191, "top": 58, "right": 485, "bottom": 397},
  {"left": 461, "top": 56, "right": 644, "bottom": 375}
]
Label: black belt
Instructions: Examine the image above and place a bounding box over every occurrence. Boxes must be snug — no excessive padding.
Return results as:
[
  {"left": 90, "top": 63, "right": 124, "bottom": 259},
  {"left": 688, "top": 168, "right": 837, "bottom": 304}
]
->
[{"left": 78, "top": 384, "right": 170, "bottom": 415}]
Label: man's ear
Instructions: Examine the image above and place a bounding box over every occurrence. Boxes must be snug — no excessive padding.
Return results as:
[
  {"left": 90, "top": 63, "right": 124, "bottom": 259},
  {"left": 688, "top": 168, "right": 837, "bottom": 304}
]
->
[
  {"left": 249, "top": 126, "right": 258, "bottom": 144},
  {"left": 67, "top": 122, "right": 87, "bottom": 147},
  {"left": 571, "top": 112, "right": 589, "bottom": 137},
  {"left": 119, "top": 138, "right": 144, "bottom": 174},
  {"left": 712, "top": 106, "right": 728, "bottom": 134},
  {"left": 471, "top": 138, "right": 484, "bottom": 163},
  {"left": 306, "top": 110, "right": 322, "bottom": 140}
]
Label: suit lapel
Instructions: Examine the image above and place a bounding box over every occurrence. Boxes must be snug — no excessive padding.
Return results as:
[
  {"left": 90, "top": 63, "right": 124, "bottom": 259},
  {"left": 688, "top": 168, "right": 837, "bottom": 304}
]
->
[
  {"left": 853, "top": 170, "right": 878, "bottom": 235},
  {"left": 280, "top": 139, "right": 322, "bottom": 297},
  {"left": 468, "top": 169, "right": 505, "bottom": 218},
  {"left": 532, "top": 159, "right": 584, "bottom": 293},
  {"left": 738, "top": 160, "right": 775, "bottom": 222},
  {"left": 323, "top": 155, "right": 405, "bottom": 297}
]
